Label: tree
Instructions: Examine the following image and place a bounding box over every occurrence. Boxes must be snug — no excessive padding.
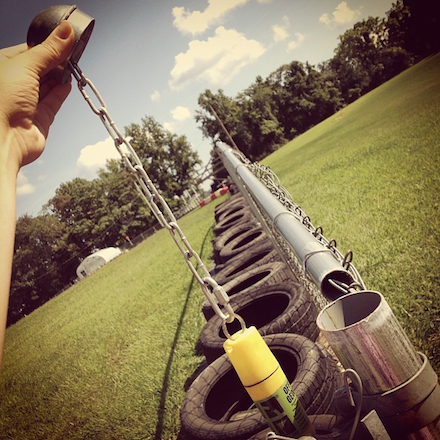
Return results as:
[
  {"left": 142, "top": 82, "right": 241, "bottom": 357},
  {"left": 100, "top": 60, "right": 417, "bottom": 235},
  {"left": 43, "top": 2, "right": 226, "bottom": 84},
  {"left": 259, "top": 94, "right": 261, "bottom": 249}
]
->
[
  {"left": 386, "top": 0, "right": 413, "bottom": 57},
  {"left": 330, "top": 17, "right": 385, "bottom": 102},
  {"left": 124, "top": 116, "right": 201, "bottom": 208},
  {"left": 96, "top": 159, "right": 153, "bottom": 241},
  {"left": 330, "top": 13, "right": 413, "bottom": 103},
  {"left": 267, "top": 61, "right": 343, "bottom": 137},
  {"left": 196, "top": 62, "right": 343, "bottom": 167},
  {"left": 196, "top": 89, "right": 252, "bottom": 154},
  {"left": 9, "top": 214, "right": 69, "bottom": 325},
  {"left": 238, "top": 76, "right": 287, "bottom": 160},
  {"left": 45, "top": 164, "right": 152, "bottom": 259}
]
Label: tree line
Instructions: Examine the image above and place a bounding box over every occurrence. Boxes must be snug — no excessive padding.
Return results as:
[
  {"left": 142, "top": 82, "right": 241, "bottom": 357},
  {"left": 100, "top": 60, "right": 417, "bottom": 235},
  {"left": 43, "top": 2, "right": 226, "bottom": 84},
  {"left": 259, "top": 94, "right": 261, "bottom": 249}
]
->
[
  {"left": 9, "top": 0, "right": 438, "bottom": 325},
  {"left": 196, "top": 0, "right": 439, "bottom": 180},
  {"left": 9, "top": 117, "right": 200, "bottom": 325}
]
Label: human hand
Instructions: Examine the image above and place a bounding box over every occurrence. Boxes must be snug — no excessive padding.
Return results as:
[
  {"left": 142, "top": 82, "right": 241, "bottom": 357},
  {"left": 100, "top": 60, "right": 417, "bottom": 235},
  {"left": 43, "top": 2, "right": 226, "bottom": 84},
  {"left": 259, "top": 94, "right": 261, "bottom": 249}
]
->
[{"left": 0, "top": 21, "right": 75, "bottom": 175}]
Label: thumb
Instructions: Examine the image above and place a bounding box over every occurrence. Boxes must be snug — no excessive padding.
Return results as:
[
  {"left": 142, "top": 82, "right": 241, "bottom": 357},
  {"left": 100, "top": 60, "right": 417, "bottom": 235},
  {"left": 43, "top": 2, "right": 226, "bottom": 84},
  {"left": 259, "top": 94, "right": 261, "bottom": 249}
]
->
[{"left": 24, "top": 21, "right": 75, "bottom": 78}]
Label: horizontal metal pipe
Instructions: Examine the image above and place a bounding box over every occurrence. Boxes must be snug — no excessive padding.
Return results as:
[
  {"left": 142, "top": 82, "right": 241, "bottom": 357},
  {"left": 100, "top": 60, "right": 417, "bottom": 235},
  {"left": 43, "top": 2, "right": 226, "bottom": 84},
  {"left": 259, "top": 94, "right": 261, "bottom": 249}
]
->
[{"left": 216, "top": 142, "right": 354, "bottom": 300}]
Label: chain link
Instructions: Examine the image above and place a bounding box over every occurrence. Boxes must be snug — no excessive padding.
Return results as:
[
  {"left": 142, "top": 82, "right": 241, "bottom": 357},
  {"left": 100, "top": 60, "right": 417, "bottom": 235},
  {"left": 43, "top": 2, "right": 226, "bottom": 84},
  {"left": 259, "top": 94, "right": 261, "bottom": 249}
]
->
[{"left": 69, "top": 62, "right": 237, "bottom": 325}]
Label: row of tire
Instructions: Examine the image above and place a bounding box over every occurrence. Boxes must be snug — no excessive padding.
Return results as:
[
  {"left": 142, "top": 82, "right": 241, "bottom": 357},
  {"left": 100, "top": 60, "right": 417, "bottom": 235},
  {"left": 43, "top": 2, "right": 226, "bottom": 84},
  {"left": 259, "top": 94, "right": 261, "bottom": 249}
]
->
[{"left": 180, "top": 191, "right": 343, "bottom": 440}]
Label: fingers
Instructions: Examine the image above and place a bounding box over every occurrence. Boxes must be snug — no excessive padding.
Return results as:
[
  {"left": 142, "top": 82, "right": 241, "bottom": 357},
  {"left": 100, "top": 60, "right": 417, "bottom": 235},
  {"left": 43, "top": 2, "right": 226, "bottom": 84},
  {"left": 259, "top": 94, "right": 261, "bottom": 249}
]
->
[{"left": 22, "top": 21, "right": 75, "bottom": 78}]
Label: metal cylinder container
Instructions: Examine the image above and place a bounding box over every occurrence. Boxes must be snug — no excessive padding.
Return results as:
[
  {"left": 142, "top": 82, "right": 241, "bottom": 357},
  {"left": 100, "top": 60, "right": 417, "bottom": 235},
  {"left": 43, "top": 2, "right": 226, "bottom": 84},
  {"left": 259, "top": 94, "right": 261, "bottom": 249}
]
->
[
  {"left": 317, "top": 291, "right": 440, "bottom": 437},
  {"left": 316, "top": 290, "right": 422, "bottom": 395}
]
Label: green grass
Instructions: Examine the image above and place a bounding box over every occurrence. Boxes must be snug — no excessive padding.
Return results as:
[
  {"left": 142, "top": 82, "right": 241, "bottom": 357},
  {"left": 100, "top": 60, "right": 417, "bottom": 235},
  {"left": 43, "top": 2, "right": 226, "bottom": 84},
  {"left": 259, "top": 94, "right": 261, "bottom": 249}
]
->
[
  {"left": 263, "top": 53, "right": 440, "bottom": 373},
  {"left": 0, "top": 198, "right": 222, "bottom": 439},
  {"left": 0, "top": 54, "right": 439, "bottom": 439}
]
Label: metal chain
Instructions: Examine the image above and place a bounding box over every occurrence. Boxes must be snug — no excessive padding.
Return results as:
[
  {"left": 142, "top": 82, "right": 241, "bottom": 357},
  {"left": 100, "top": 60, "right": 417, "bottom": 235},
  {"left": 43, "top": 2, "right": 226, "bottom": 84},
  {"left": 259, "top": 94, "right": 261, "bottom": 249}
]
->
[
  {"left": 229, "top": 149, "right": 365, "bottom": 301},
  {"left": 69, "top": 62, "right": 236, "bottom": 324}
]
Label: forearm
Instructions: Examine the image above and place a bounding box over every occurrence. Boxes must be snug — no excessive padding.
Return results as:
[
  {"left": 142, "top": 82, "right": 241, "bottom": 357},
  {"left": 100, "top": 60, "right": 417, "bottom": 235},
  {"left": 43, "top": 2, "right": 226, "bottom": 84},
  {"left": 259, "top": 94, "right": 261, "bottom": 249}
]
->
[
  {"left": 0, "top": 132, "right": 19, "bottom": 369},
  {"left": 0, "top": 20, "right": 75, "bottom": 370}
]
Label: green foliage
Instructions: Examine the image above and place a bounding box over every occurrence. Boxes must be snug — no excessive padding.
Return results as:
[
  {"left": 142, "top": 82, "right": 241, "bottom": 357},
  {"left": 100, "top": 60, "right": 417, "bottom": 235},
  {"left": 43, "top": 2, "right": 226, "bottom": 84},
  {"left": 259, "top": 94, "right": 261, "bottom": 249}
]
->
[
  {"left": 197, "top": 1, "right": 434, "bottom": 164},
  {"left": 9, "top": 214, "right": 69, "bottom": 325},
  {"left": 45, "top": 170, "right": 150, "bottom": 254},
  {"left": 196, "top": 61, "right": 343, "bottom": 173},
  {"left": 238, "top": 76, "right": 287, "bottom": 159},
  {"left": 196, "top": 89, "right": 253, "bottom": 152},
  {"left": 330, "top": 15, "right": 412, "bottom": 103},
  {"left": 386, "top": 0, "right": 413, "bottom": 55},
  {"left": 124, "top": 116, "right": 201, "bottom": 205},
  {"left": 266, "top": 61, "right": 344, "bottom": 138},
  {"left": 11, "top": 116, "right": 201, "bottom": 325}
]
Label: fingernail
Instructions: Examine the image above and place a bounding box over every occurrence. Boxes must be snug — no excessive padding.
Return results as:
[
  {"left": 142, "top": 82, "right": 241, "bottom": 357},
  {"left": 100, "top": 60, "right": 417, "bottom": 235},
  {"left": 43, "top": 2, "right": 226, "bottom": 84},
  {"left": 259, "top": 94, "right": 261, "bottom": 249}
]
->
[{"left": 55, "top": 21, "right": 72, "bottom": 40}]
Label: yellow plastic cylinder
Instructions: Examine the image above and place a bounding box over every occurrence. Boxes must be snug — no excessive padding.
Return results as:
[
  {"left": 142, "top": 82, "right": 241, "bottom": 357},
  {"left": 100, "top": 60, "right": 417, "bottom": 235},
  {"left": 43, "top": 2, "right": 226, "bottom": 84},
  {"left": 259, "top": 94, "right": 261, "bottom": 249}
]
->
[{"left": 223, "top": 326, "right": 313, "bottom": 437}]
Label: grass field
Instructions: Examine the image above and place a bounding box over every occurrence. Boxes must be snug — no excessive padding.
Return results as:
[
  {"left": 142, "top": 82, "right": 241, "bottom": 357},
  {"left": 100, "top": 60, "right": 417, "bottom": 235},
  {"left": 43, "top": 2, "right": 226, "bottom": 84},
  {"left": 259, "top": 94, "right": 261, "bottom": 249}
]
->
[
  {"left": 0, "top": 53, "right": 439, "bottom": 439},
  {"left": 0, "top": 201, "right": 220, "bottom": 439},
  {"left": 263, "top": 53, "right": 440, "bottom": 371}
]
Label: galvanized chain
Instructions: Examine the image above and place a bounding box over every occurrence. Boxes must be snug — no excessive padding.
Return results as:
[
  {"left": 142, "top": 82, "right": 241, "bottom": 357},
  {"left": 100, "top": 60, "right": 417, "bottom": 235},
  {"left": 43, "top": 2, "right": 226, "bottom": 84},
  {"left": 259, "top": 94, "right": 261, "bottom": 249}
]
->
[
  {"left": 229, "top": 149, "right": 365, "bottom": 302},
  {"left": 68, "top": 62, "right": 236, "bottom": 324}
]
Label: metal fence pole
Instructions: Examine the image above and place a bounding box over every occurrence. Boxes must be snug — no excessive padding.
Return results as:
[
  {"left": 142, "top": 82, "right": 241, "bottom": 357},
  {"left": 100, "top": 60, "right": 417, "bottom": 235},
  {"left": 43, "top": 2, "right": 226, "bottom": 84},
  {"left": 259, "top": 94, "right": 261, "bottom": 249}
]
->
[{"left": 216, "top": 142, "right": 355, "bottom": 301}]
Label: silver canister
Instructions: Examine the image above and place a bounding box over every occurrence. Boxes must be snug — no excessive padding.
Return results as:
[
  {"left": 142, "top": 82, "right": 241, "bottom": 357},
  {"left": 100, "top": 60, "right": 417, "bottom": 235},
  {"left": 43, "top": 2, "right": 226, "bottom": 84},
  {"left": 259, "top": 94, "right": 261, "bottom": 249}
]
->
[{"left": 316, "top": 290, "right": 422, "bottom": 395}]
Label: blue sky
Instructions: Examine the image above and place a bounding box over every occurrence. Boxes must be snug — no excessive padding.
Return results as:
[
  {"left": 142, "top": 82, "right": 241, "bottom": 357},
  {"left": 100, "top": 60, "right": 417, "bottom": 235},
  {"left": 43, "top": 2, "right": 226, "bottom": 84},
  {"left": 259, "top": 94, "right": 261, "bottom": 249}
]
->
[{"left": 0, "top": 0, "right": 394, "bottom": 217}]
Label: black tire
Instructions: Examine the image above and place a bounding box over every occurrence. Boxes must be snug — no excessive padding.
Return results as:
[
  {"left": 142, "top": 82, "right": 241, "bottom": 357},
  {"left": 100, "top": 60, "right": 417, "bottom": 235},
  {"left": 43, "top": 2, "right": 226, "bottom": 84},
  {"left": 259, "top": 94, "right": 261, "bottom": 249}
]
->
[
  {"left": 214, "top": 193, "right": 245, "bottom": 216},
  {"left": 202, "top": 261, "right": 294, "bottom": 320},
  {"left": 218, "top": 228, "right": 271, "bottom": 265},
  {"left": 215, "top": 197, "right": 247, "bottom": 222},
  {"left": 216, "top": 205, "right": 250, "bottom": 225},
  {"left": 180, "top": 333, "right": 341, "bottom": 440},
  {"left": 199, "top": 282, "right": 319, "bottom": 363},
  {"left": 214, "top": 209, "right": 257, "bottom": 237},
  {"left": 312, "top": 342, "right": 343, "bottom": 415},
  {"left": 213, "top": 241, "right": 280, "bottom": 286},
  {"left": 213, "top": 222, "right": 259, "bottom": 265}
]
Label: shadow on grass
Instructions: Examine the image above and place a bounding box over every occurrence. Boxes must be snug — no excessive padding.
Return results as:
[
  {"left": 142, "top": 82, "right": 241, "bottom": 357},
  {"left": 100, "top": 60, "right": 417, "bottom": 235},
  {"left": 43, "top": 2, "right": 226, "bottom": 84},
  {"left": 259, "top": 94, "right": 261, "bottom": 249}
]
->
[{"left": 153, "top": 224, "right": 213, "bottom": 440}]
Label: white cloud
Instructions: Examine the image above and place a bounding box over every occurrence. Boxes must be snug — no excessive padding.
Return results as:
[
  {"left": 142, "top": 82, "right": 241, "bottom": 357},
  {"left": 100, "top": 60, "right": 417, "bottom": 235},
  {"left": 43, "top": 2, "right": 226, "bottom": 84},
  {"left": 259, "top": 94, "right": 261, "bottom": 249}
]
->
[
  {"left": 172, "top": 106, "right": 191, "bottom": 121},
  {"left": 164, "top": 106, "right": 192, "bottom": 132},
  {"left": 77, "top": 137, "right": 122, "bottom": 178},
  {"left": 319, "top": 2, "right": 361, "bottom": 27},
  {"left": 173, "top": 0, "right": 248, "bottom": 36},
  {"left": 17, "top": 170, "right": 36, "bottom": 196},
  {"left": 169, "top": 26, "right": 265, "bottom": 90},
  {"left": 150, "top": 90, "right": 161, "bottom": 102},
  {"left": 319, "top": 13, "right": 330, "bottom": 26},
  {"left": 272, "top": 16, "right": 290, "bottom": 43},
  {"left": 287, "top": 32, "right": 305, "bottom": 52},
  {"left": 257, "top": 0, "right": 274, "bottom": 3}
]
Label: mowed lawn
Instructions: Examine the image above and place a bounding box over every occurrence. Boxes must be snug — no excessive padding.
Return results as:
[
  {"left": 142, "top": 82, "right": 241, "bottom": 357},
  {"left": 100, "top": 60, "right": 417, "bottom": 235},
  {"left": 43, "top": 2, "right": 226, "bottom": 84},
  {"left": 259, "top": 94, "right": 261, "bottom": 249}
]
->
[
  {"left": 0, "top": 54, "right": 439, "bottom": 439},
  {"left": 0, "top": 200, "right": 220, "bottom": 439}
]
